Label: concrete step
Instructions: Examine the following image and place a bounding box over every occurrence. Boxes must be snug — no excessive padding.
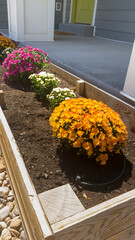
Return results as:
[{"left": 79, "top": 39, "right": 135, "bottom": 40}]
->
[{"left": 59, "top": 23, "right": 94, "bottom": 36}]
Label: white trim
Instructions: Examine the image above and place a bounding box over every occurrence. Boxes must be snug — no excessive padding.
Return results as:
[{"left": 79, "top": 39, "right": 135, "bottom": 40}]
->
[
  {"left": 123, "top": 39, "right": 135, "bottom": 98},
  {"left": 93, "top": 26, "right": 96, "bottom": 37},
  {"left": 6, "top": 0, "right": 10, "bottom": 33},
  {"left": 62, "top": 0, "right": 67, "bottom": 24},
  {"left": 7, "top": 0, "right": 55, "bottom": 41},
  {"left": 17, "top": 0, "right": 24, "bottom": 41},
  {"left": 69, "top": 0, "right": 73, "bottom": 23},
  {"left": 120, "top": 91, "right": 135, "bottom": 104},
  {"left": 92, "top": 0, "right": 98, "bottom": 26},
  {"left": 95, "top": 35, "right": 133, "bottom": 44}
]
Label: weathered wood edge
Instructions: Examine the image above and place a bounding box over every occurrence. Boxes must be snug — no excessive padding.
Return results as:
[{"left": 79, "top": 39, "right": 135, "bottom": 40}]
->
[
  {"left": 52, "top": 189, "right": 135, "bottom": 240},
  {"left": 0, "top": 107, "right": 54, "bottom": 240},
  {"left": 50, "top": 62, "right": 135, "bottom": 130},
  {"left": 107, "top": 224, "right": 135, "bottom": 240},
  {"left": 84, "top": 81, "right": 135, "bottom": 131},
  {"left": 49, "top": 63, "right": 80, "bottom": 86},
  {"left": 0, "top": 90, "right": 6, "bottom": 109}
]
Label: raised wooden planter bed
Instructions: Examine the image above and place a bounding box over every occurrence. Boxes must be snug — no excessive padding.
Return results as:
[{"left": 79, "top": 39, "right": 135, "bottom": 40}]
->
[{"left": 0, "top": 64, "right": 135, "bottom": 239}]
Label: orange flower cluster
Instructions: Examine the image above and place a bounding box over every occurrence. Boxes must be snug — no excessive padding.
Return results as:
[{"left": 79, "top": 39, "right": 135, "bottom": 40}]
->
[
  {"left": 49, "top": 98, "right": 127, "bottom": 165},
  {"left": 0, "top": 36, "right": 16, "bottom": 53}
]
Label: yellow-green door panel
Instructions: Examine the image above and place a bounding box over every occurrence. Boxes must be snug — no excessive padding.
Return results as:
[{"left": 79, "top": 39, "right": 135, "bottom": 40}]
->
[{"left": 73, "top": 0, "right": 95, "bottom": 25}]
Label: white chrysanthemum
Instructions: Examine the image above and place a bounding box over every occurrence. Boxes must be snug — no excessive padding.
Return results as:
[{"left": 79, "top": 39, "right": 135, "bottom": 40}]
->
[
  {"left": 63, "top": 88, "right": 70, "bottom": 91},
  {"left": 29, "top": 73, "right": 36, "bottom": 78},
  {"left": 47, "top": 73, "right": 54, "bottom": 77},
  {"left": 39, "top": 71, "right": 47, "bottom": 76},
  {"left": 52, "top": 87, "right": 61, "bottom": 92}
]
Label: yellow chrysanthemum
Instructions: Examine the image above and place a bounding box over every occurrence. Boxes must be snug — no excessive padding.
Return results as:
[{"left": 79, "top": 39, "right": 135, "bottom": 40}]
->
[
  {"left": 99, "top": 154, "right": 108, "bottom": 165},
  {"left": 0, "top": 36, "right": 16, "bottom": 52},
  {"left": 69, "top": 132, "right": 77, "bottom": 141},
  {"left": 83, "top": 142, "right": 92, "bottom": 151},
  {"left": 49, "top": 98, "right": 127, "bottom": 165},
  {"left": 62, "top": 131, "right": 68, "bottom": 138}
]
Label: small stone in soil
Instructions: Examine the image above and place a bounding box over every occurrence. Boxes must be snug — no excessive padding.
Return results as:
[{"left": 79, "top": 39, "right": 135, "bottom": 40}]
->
[
  {"left": 0, "top": 221, "right": 7, "bottom": 229},
  {"left": 1, "top": 228, "right": 12, "bottom": 239},
  {"left": 12, "top": 206, "right": 19, "bottom": 216},
  {"left": 0, "top": 172, "right": 5, "bottom": 181},
  {"left": 10, "top": 218, "right": 22, "bottom": 229},
  {"left": 8, "top": 190, "right": 13, "bottom": 197},
  {"left": 55, "top": 170, "right": 62, "bottom": 176},
  {"left": 43, "top": 173, "right": 49, "bottom": 179},
  {"left": 0, "top": 164, "right": 6, "bottom": 173},
  {"left": 7, "top": 202, "right": 14, "bottom": 211},
  {"left": 19, "top": 230, "right": 28, "bottom": 240},
  {"left": 5, "top": 217, "right": 11, "bottom": 223},
  {"left": 0, "top": 187, "right": 9, "bottom": 197},
  {"left": 0, "top": 206, "right": 10, "bottom": 221},
  {"left": 10, "top": 228, "right": 20, "bottom": 237},
  {"left": 55, "top": 180, "right": 62, "bottom": 186},
  {"left": 36, "top": 172, "right": 42, "bottom": 179}
]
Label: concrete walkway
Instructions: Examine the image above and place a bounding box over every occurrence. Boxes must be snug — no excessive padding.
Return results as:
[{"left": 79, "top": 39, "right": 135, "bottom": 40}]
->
[{"left": 21, "top": 35, "right": 133, "bottom": 99}]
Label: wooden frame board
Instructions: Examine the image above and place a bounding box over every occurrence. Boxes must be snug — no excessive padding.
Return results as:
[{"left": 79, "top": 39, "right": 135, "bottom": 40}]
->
[
  {"left": 0, "top": 107, "right": 54, "bottom": 240},
  {"left": 0, "top": 62, "right": 135, "bottom": 239},
  {"left": 50, "top": 63, "right": 135, "bottom": 130},
  {"left": 52, "top": 189, "right": 135, "bottom": 240}
]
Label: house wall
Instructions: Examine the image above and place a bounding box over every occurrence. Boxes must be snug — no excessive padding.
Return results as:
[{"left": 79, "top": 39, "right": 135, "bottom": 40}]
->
[
  {"left": 95, "top": 0, "right": 135, "bottom": 42},
  {"left": 55, "top": 0, "right": 63, "bottom": 29},
  {"left": 55, "top": 0, "right": 71, "bottom": 29},
  {"left": 0, "top": 0, "right": 70, "bottom": 33},
  {"left": 0, "top": 0, "right": 8, "bottom": 29},
  {"left": 7, "top": 0, "right": 55, "bottom": 41}
]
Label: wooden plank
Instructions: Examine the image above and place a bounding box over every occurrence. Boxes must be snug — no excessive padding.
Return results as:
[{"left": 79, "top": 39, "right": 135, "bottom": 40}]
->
[
  {"left": 0, "top": 90, "right": 6, "bottom": 109},
  {"left": 50, "top": 62, "right": 135, "bottom": 131},
  {"left": 76, "top": 80, "right": 85, "bottom": 96},
  {"left": 38, "top": 184, "right": 85, "bottom": 225},
  {"left": 49, "top": 63, "right": 80, "bottom": 86},
  {"left": 52, "top": 190, "right": 135, "bottom": 240},
  {"left": 0, "top": 107, "right": 54, "bottom": 240},
  {"left": 84, "top": 81, "right": 135, "bottom": 132},
  {"left": 107, "top": 225, "right": 135, "bottom": 240}
]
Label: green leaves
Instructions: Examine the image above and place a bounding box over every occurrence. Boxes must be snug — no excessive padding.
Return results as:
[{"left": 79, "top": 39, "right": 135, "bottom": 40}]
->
[
  {"left": 29, "top": 72, "right": 60, "bottom": 100},
  {"left": 47, "top": 87, "right": 76, "bottom": 110}
]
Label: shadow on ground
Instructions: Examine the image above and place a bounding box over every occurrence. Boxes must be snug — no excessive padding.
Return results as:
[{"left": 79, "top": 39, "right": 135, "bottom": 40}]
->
[{"left": 57, "top": 146, "right": 132, "bottom": 193}]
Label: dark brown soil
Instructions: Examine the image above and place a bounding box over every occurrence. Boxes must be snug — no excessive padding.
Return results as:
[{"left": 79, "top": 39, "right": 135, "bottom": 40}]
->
[{"left": 0, "top": 63, "right": 135, "bottom": 209}]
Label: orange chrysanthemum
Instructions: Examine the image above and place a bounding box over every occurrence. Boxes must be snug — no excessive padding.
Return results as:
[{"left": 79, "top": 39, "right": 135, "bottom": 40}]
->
[
  {"left": 0, "top": 36, "right": 16, "bottom": 53},
  {"left": 49, "top": 98, "right": 127, "bottom": 165}
]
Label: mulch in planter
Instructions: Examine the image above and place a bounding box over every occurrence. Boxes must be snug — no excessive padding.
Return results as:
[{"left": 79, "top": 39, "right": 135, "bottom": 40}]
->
[{"left": 0, "top": 64, "right": 135, "bottom": 209}]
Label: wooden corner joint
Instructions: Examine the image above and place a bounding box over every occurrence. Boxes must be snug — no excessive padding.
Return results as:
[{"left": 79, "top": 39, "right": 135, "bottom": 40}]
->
[
  {"left": 76, "top": 80, "right": 85, "bottom": 96},
  {"left": 0, "top": 90, "right": 6, "bottom": 109}
]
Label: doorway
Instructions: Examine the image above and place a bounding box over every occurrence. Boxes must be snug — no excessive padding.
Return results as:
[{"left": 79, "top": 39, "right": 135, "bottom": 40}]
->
[{"left": 71, "top": 0, "right": 95, "bottom": 25}]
